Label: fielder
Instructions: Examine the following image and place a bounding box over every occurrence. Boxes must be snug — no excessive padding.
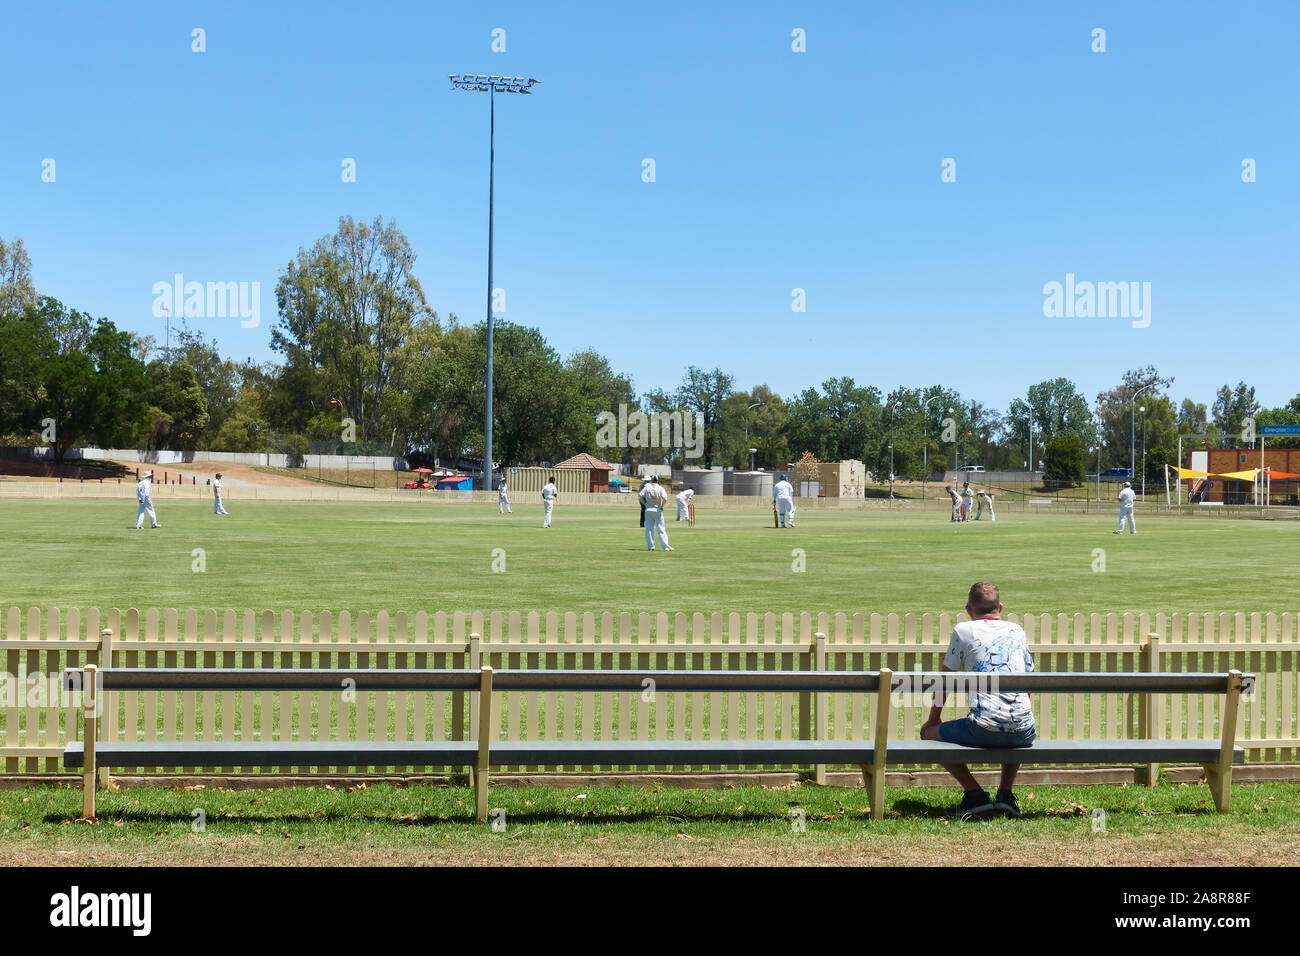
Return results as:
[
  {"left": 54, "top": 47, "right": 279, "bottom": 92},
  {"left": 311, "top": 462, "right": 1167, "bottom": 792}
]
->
[
  {"left": 946, "top": 485, "right": 961, "bottom": 522},
  {"left": 639, "top": 476, "right": 674, "bottom": 551},
  {"left": 541, "top": 476, "right": 557, "bottom": 528},
  {"left": 960, "top": 481, "right": 974, "bottom": 522},
  {"left": 675, "top": 487, "right": 694, "bottom": 521},
  {"left": 772, "top": 473, "right": 795, "bottom": 527},
  {"left": 212, "top": 472, "right": 229, "bottom": 515},
  {"left": 1115, "top": 480, "right": 1137, "bottom": 534},
  {"left": 498, "top": 479, "right": 512, "bottom": 514},
  {"left": 974, "top": 489, "right": 994, "bottom": 521},
  {"left": 135, "top": 471, "right": 161, "bottom": 529}
]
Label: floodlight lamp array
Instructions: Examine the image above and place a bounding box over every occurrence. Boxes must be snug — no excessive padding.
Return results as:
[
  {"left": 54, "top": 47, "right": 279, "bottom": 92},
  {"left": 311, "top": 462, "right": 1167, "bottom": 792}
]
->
[{"left": 448, "top": 73, "right": 539, "bottom": 94}]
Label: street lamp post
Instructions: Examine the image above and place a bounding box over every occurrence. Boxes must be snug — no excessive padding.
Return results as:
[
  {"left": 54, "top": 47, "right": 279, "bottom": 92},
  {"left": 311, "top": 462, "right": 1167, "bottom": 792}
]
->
[
  {"left": 920, "top": 397, "right": 949, "bottom": 471},
  {"left": 1094, "top": 399, "right": 1107, "bottom": 501},
  {"left": 1140, "top": 404, "right": 1147, "bottom": 500},
  {"left": 450, "top": 73, "right": 540, "bottom": 490},
  {"left": 1027, "top": 406, "right": 1037, "bottom": 475},
  {"left": 744, "top": 401, "right": 766, "bottom": 470},
  {"left": 888, "top": 401, "right": 902, "bottom": 490},
  {"left": 1130, "top": 383, "right": 1156, "bottom": 486}
]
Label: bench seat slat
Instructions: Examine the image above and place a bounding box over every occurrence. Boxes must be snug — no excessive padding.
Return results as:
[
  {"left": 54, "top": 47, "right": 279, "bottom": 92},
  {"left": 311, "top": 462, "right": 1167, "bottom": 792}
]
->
[
  {"left": 64, "top": 668, "right": 1241, "bottom": 695},
  {"left": 64, "top": 738, "right": 1244, "bottom": 769},
  {"left": 64, "top": 741, "right": 477, "bottom": 768}
]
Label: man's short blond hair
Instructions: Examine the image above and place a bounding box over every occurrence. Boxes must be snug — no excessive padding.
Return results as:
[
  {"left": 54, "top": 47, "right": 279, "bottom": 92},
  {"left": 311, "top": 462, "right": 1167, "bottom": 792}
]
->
[{"left": 967, "top": 582, "right": 1000, "bottom": 615}]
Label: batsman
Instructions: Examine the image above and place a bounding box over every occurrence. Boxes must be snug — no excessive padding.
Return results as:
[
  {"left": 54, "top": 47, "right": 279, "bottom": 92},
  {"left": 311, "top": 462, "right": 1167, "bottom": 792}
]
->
[{"left": 772, "top": 473, "right": 796, "bottom": 528}]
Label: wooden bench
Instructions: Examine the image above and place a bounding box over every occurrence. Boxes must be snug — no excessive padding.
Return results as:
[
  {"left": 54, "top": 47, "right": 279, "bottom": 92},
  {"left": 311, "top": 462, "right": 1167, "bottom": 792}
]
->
[{"left": 63, "top": 665, "right": 1249, "bottom": 821}]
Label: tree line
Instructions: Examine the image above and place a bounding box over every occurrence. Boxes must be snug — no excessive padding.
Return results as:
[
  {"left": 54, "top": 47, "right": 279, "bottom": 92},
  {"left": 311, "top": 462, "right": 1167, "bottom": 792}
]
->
[{"left": 3, "top": 224, "right": 1297, "bottom": 484}]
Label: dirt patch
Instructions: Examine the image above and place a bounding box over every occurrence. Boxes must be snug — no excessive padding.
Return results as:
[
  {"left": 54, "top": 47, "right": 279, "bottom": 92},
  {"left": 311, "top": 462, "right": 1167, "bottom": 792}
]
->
[{"left": 4, "top": 829, "right": 1299, "bottom": 867}]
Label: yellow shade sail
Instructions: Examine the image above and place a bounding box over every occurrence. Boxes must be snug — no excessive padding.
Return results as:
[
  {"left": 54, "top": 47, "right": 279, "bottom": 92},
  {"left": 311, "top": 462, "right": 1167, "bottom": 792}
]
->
[{"left": 1216, "top": 469, "right": 1259, "bottom": 481}]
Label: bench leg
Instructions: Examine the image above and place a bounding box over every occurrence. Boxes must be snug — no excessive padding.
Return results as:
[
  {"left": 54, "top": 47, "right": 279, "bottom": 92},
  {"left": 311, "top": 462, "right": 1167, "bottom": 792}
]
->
[
  {"left": 81, "top": 665, "right": 98, "bottom": 820},
  {"left": 862, "top": 668, "right": 893, "bottom": 822},
  {"left": 475, "top": 666, "right": 494, "bottom": 824},
  {"left": 82, "top": 762, "right": 96, "bottom": 820},
  {"left": 860, "top": 764, "right": 884, "bottom": 821},
  {"left": 1202, "top": 762, "right": 1231, "bottom": 813},
  {"left": 474, "top": 767, "right": 489, "bottom": 824},
  {"left": 1203, "top": 670, "right": 1243, "bottom": 814}
]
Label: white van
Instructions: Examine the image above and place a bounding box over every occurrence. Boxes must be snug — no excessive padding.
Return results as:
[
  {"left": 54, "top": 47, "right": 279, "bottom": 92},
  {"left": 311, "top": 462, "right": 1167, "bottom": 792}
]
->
[{"left": 959, "top": 465, "right": 985, "bottom": 473}]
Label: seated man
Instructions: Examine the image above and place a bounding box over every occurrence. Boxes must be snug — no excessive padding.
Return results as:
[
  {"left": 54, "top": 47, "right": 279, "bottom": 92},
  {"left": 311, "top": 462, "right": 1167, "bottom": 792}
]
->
[{"left": 920, "top": 581, "right": 1035, "bottom": 819}]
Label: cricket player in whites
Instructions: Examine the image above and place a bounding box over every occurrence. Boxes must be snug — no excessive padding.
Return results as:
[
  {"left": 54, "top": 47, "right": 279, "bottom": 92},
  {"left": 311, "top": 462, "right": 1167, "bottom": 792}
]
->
[
  {"left": 639, "top": 476, "right": 674, "bottom": 551},
  {"left": 675, "top": 487, "right": 694, "bottom": 522},
  {"left": 541, "top": 475, "right": 557, "bottom": 528},
  {"left": 212, "top": 473, "right": 229, "bottom": 515},
  {"left": 135, "top": 471, "right": 161, "bottom": 529},
  {"left": 773, "top": 473, "right": 796, "bottom": 527},
  {"left": 1114, "top": 480, "right": 1137, "bottom": 534},
  {"left": 974, "top": 489, "right": 994, "bottom": 521},
  {"left": 946, "top": 485, "right": 961, "bottom": 522},
  {"left": 498, "top": 478, "right": 512, "bottom": 514}
]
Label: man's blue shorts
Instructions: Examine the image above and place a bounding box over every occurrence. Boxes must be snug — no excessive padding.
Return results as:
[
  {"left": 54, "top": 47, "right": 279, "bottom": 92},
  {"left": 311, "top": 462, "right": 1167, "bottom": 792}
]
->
[{"left": 939, "top": 717, "right": 1036, "bottom": 748}]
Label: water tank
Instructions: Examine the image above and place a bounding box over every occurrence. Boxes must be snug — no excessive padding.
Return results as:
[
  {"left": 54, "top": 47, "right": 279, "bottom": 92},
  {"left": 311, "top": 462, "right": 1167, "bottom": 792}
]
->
[
  {"left": 681, "top": 467, "right": 725, "bottom": 496},
  {"left": 728, "top": 471, "right": 772, "bottom": 497}
]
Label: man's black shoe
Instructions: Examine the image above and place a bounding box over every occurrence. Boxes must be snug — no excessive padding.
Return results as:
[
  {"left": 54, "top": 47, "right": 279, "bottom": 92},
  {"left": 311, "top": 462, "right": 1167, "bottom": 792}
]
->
[
  {"left": 955, "top": 789, "right": 995, "bottom": 821},
  {"left": 993, "top": 789, "right": 1023, "bottom": 818}
]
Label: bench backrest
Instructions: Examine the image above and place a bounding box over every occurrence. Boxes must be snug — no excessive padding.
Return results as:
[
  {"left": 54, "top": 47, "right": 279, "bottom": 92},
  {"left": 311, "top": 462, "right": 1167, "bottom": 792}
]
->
[{"left": 65, "top": 667, "right": 1248, "bottom": 696}]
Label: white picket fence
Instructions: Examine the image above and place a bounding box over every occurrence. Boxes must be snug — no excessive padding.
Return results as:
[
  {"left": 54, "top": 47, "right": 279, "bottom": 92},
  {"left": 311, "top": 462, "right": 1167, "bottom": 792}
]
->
[{"left": 2, "top": 607, "right": 1296, "bottom": 775}]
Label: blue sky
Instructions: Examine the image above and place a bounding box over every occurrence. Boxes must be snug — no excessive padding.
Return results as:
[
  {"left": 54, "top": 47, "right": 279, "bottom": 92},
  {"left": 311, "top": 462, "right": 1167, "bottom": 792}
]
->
[{"left": 3, "top": 1, "right": 1297, "bottom": 413}]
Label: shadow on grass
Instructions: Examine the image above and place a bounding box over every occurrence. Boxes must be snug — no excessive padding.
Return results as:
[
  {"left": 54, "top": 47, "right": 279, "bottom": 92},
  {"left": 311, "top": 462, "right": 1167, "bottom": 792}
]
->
[
  {"left": 44, "top": 806, "right": 825, "bottom": 827},
  {"left": 885, "top": 798, "right": 956, "bottom": 820}
]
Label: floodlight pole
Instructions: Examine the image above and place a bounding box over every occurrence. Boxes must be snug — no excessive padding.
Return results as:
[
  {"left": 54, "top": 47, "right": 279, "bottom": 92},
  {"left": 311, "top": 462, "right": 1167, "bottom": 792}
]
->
[
  {"left": 485, "top": 86, "right": 495, "bottom": 493},
  {"left": 451, "top": 73, "right": 539, "bottom": 490}
]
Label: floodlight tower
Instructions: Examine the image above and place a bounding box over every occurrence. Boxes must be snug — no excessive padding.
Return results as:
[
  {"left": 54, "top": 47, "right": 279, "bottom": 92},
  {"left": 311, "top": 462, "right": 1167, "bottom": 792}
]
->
[{"left": 450, "top": 73, "right": 539, "bottom": 489}]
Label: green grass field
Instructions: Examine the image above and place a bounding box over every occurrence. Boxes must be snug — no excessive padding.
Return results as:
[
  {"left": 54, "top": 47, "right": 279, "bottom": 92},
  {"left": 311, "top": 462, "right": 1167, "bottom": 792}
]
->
[
  {"left": 3, "top": 496, "right": 1298, "bottom": 867},
  {"left": 4, "top": 780, "right": 1298, "bottom": 866},
  {"left": 1, "top": 498, "right": 1297, "bottom": 618}
]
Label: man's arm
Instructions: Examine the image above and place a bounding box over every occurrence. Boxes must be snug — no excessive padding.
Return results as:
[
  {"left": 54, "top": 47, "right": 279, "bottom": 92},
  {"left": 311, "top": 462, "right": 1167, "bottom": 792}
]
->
[{"left": 920, "top": 664, "right": 954, "bottom": 735}]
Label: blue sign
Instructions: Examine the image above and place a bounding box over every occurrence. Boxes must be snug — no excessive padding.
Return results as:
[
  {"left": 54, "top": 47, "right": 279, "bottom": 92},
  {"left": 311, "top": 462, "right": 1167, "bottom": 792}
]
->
[{"left": 1261, "top": 425, "right": 1300, "bottom": 435}]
